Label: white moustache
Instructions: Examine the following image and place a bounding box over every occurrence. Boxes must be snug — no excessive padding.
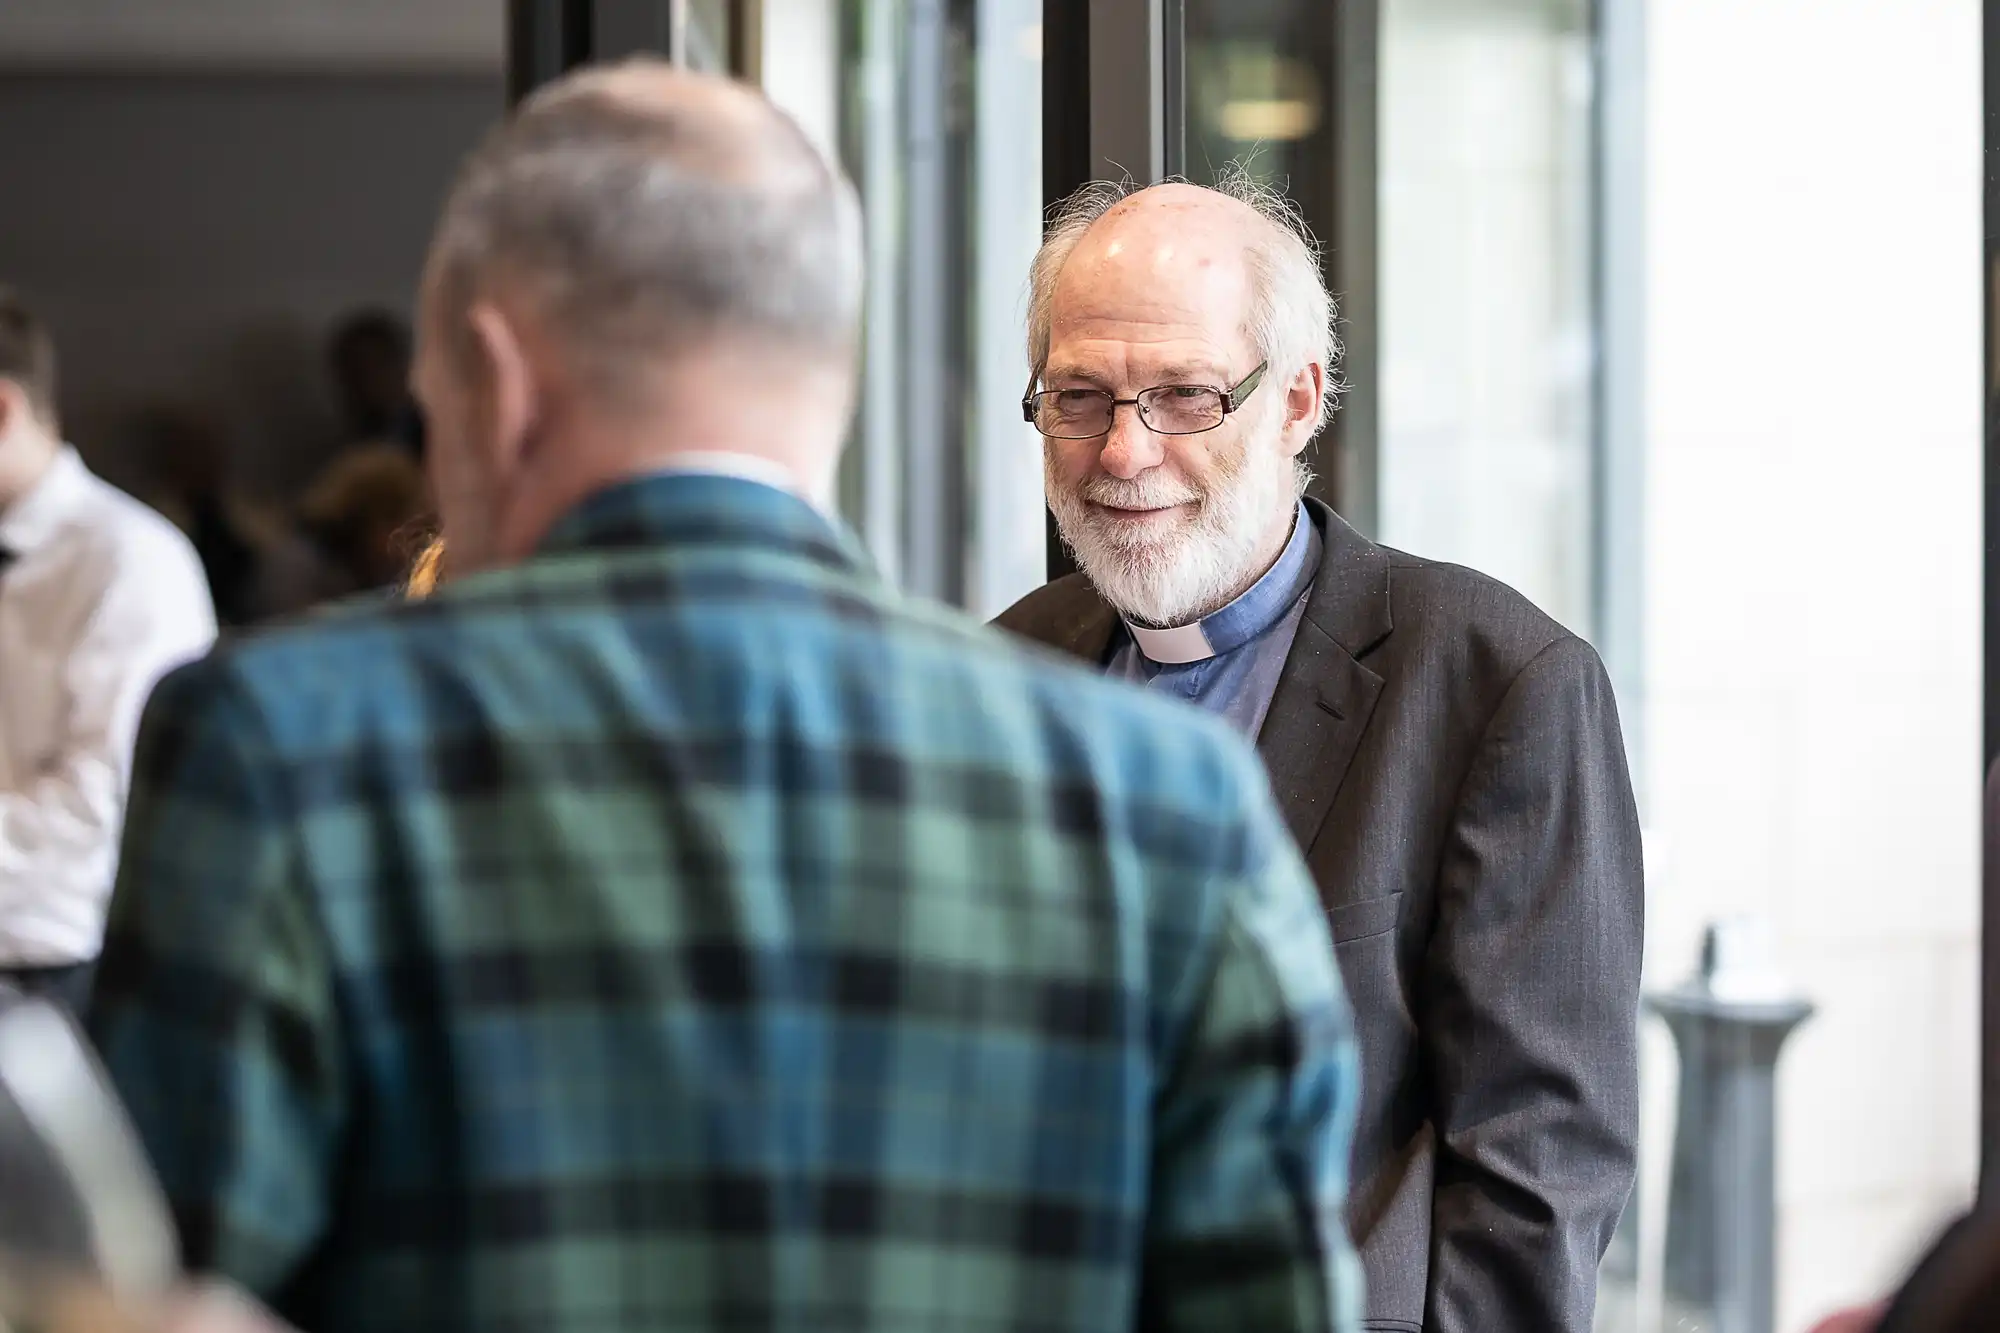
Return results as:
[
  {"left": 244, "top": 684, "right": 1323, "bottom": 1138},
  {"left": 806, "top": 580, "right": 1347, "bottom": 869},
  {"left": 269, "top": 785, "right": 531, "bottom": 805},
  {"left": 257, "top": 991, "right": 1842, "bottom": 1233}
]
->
[{"left": 1080, "top": 479, "right": 1202, "bottom": 510}]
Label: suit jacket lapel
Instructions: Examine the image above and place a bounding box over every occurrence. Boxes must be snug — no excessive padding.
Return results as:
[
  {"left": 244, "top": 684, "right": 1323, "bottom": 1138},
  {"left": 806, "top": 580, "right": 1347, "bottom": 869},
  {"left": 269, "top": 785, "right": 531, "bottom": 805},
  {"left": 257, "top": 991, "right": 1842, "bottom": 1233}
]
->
[
  {"left": 1255, "top": 502, "right": 1393, "bottom": 851},
  {"left": 1054, "top": 602, "right": 1120, "bottom": 667},
  {"left": 1006, "top": 575, "right": 1122, "bottom": 666}
]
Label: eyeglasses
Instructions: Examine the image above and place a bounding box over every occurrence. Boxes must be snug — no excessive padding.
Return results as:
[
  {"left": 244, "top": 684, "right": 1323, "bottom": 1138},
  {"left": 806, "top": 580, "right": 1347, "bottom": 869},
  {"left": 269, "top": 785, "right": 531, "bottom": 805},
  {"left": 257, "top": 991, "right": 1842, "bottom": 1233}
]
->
[{"left": 1021, "top": 361, "right": 1269, "bottom": 439}]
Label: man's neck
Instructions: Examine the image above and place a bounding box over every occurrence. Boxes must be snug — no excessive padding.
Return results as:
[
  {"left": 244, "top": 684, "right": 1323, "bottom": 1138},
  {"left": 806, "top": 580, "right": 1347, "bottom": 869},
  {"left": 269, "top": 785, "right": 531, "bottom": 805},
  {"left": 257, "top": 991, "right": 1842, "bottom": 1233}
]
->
[
  {"left": 479, "top": 346, "right": 853, "bottom": 567},
  {"left": 495, "top": 425, "right": 844, "bottom": 566},
  {"left": 653, "top": 448, "right": 828, "bottom": 507}
]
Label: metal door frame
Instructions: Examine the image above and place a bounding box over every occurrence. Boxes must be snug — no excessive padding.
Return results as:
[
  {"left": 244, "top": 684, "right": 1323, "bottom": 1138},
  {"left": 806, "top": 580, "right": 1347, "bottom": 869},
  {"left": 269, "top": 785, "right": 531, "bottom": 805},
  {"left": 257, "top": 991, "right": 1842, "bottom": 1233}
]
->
[{"left": 1981, "top": 0, "right": 1999, "bottom": 1202}]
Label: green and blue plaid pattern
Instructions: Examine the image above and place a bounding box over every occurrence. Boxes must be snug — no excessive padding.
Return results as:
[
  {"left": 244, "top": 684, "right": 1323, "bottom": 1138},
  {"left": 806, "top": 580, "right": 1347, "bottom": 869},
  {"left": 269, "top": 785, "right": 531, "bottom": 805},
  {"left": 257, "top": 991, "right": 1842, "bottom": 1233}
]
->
[{"left": 89, "top": 473, "right": 1361, "bottom": 1333}]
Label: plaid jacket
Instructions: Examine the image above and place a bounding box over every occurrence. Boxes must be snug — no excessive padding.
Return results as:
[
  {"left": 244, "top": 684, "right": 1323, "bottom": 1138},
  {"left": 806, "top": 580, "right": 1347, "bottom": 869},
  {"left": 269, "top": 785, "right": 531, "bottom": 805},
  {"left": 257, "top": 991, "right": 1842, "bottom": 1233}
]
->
[{"left": 89, "top": 473, "right": 1362, "bottom": 1333}]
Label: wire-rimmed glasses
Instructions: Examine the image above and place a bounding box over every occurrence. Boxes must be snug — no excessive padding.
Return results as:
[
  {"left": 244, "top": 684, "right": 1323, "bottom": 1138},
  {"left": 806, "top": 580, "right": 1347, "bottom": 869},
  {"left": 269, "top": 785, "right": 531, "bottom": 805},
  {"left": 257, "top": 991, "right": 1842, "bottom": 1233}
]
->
[{"left": 1022, "top": 361, "right": 1269, "bottom": 439}]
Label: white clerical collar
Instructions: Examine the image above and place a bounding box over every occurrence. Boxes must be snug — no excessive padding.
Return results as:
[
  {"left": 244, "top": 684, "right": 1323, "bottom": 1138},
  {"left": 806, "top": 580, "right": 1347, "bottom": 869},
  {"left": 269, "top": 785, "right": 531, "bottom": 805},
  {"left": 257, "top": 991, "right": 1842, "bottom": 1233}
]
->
[
  {"left": 1125, "top": 620, "right": 1216, "bottom": 665},
  {"left": 1124, "top": 501, "right": 1318, "bottom": 665}
]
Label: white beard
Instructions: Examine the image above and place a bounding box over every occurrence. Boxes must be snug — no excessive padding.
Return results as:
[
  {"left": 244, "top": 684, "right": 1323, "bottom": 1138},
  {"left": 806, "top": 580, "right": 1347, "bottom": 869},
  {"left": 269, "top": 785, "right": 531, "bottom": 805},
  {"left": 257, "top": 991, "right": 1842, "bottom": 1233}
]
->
[{"left": 1046, "top": 435, "right": 1298, "bottom": 629}]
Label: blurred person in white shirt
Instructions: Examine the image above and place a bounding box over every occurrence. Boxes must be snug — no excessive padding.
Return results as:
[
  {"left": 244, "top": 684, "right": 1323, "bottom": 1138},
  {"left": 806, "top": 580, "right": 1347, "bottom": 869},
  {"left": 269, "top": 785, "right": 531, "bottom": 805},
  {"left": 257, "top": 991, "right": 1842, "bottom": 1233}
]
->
[{"left": 0, "top": 290, "right": 215, "bottom": 1008}]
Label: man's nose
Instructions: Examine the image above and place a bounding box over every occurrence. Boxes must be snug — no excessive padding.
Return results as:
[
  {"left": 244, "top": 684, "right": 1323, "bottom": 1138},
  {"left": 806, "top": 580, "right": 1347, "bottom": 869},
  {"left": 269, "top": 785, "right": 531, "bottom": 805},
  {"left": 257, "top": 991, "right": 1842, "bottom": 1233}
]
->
[{"left": 1097, "top": 403, "right": 1164, "bottom": 480}]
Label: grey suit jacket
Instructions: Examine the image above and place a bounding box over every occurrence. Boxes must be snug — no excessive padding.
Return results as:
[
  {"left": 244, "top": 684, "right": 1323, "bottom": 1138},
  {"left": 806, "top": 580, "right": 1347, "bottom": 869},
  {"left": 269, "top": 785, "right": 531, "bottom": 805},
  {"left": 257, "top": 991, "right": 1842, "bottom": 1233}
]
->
[{"left": 996, "top": 499, "right": 1643, "bottom": 1333}]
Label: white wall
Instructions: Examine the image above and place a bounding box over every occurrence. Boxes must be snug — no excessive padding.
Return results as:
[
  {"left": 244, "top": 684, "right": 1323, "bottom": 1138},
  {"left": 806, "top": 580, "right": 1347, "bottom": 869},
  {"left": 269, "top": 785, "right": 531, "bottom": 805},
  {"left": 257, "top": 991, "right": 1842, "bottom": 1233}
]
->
[{"left": 1641, "top": 1, "right": 1983, "bottom": 1327}]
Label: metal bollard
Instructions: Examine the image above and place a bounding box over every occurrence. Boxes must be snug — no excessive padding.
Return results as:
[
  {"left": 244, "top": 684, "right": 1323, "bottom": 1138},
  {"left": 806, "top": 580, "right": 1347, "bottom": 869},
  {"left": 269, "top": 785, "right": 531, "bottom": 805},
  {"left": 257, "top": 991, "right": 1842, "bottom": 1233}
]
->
[{"left": 1647, "top": 921, "right": 1813, "bottom": 1333}]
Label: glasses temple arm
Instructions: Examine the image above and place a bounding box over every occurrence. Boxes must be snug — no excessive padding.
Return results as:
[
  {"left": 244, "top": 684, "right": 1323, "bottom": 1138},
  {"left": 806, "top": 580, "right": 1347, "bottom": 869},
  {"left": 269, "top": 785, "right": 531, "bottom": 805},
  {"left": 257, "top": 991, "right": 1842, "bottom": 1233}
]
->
[{"left": 1020, "top": 366, "right": 1042, "bottom": 423}]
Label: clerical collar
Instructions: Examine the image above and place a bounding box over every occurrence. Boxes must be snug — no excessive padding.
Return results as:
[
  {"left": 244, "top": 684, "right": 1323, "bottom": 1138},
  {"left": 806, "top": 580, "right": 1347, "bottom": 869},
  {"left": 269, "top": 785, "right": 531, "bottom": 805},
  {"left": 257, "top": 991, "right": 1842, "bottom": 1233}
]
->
[{"left": 1125, "top": 500, "right": 1317, "bottom": 664}]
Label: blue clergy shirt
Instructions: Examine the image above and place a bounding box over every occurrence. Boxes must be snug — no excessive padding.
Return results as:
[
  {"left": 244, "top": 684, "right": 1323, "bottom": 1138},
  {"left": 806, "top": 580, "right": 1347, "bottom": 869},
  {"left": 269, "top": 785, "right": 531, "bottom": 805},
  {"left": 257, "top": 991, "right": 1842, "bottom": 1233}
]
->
[{"left": 1109, "top": 499, "right": 1320, "bottom": 738}]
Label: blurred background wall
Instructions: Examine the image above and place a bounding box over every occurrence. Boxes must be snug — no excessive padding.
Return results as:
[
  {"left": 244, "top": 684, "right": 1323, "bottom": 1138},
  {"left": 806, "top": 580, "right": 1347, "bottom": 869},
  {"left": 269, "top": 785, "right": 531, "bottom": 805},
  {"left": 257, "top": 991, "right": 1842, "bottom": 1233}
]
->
[
  {"left": 0, "top": 74, "right": 500, "bottom": 499},
  {"left": 0, "top": 0, "right": 502, "bottom": 501}
]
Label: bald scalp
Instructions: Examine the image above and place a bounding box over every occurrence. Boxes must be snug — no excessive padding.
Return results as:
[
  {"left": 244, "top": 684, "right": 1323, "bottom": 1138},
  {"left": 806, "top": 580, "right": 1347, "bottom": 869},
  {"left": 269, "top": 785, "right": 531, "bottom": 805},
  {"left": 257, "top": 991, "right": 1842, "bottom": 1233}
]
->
[
  {"left": 1099, "top": 180, "right": 1271, "bottom": 231},
  {"left": 426, "top": 60, "right": 862, "bottom": 389},
  {"left": 1047, "top": 188, "right": 1259, "bottom": 354},
  {"left": 537, "top": 63, "right": 819, "bottom": 185}
]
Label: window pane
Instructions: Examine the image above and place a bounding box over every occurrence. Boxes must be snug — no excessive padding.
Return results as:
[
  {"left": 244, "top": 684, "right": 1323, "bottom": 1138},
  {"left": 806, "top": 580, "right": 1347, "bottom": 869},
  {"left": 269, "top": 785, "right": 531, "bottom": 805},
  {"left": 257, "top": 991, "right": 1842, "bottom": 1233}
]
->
[
  {"left": 1377, "top": 0, "right": 1596, "bottom": 634},
  {"left": 1186, "top": 1, "right": 1331, "bottom": 196},
  {"left": 837, "top": 0, "right": 1043, "bottom": 609},
  {"left": 684, "top": 0, "right": 733, "bottom": 72},
  {"left": 967, "top": 0, "right": 1048, "bottom": 615}
]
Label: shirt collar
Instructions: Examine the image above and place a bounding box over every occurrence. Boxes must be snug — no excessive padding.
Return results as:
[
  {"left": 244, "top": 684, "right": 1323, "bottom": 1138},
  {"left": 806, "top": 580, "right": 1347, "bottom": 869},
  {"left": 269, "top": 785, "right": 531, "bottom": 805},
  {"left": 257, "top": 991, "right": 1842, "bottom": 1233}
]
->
[
  {"left": 1125, "top": 500, "right": 1317, "bottom": 665},
  {"left": 655, "top": 451, "right": 830, "bottom": 512},
  {"left": 0, "top": 447, "right": 90, "bottom": 556},
  {"left": 537, "top": 467, "right": 870, "bottom": 573}
]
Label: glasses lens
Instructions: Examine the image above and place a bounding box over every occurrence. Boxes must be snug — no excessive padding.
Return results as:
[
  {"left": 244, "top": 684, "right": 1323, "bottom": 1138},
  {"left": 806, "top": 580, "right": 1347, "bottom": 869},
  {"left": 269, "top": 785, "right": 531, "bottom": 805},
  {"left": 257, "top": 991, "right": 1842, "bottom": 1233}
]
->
[
  {"left": 1139, "top": 386, "right": 1227, "bottom": 434},
  {"left": 1036, "top": 390, "right": 1113, "bottom": 438}
]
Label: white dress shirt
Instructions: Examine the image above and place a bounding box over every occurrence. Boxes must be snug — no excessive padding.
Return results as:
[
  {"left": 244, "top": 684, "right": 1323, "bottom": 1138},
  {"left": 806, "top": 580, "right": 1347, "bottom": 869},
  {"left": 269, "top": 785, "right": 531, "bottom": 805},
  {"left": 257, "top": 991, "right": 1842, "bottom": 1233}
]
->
[{"left": 0, "top": 447, "right": 216, "bottom": 966}]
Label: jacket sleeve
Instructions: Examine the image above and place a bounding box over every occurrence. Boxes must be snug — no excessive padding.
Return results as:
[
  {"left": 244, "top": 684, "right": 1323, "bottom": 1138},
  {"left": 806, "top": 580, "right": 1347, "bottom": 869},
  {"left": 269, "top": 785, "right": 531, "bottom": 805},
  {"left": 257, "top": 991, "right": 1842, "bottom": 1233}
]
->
[
  {"left": 1142, "top": 784, "right": 1365, "bottom": 1333},
  {"left": 1420, "top": 634, "right": 1643, "bottom": 1333},
  {"left": 85, "top": 659, "right": 344, "bottom": 1298}
]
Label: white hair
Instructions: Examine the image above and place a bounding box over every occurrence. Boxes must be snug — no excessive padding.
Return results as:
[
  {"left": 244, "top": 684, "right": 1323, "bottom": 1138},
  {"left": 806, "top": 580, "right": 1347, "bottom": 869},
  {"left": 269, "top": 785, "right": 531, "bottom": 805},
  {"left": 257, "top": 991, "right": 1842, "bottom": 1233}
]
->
[{"left": 1025, "top": 164, "right": 1340, "bottom": 434}]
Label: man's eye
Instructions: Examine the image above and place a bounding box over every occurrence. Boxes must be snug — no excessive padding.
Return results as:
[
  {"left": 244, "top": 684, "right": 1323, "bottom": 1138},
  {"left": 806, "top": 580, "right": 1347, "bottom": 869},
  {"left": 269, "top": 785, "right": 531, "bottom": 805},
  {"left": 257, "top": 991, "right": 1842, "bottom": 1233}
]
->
[
  {"left": 1166, "top": 386, "right": 1209, "bottom": 400},
  {"left": 1056, "top": 390, "right": 1099, "bottom": 404}
]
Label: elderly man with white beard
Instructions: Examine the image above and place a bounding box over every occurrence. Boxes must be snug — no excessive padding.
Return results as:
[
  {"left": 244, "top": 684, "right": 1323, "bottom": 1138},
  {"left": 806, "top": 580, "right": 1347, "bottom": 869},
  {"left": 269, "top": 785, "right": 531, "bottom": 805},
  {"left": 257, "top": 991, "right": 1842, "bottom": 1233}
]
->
[{"left": 997, "top": 174, "right": 1645, "bottom": 1333}]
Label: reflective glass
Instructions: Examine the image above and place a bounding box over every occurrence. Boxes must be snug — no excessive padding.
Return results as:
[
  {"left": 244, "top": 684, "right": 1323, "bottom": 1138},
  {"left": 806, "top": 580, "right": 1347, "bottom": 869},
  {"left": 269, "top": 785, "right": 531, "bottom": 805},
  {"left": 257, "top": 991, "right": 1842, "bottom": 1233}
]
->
[
  {"left": 1377, "top": 0, "right": 1597, "bottom": 633},
  {"left": 837, "top": 0, "right": 1045, "bottom": 613},
  {"left": 684, "top": 0, "right": 734, "bottom": 72}
]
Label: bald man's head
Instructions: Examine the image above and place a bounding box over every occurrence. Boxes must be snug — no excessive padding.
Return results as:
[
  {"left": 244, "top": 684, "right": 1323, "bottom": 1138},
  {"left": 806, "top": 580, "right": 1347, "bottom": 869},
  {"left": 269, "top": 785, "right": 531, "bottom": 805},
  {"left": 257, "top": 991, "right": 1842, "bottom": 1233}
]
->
[
  {"left": 1028, "top": 171, "right": 1336, "bottom": 628},
  {"left": 423, "top": 60, "right": 862, "bottom": 386},
  {"left": 1027, "top": 172, "right": 1335, "bottom": 433},
  {"left": 412, "top": 60, "right": 863, "bottom": 577}
]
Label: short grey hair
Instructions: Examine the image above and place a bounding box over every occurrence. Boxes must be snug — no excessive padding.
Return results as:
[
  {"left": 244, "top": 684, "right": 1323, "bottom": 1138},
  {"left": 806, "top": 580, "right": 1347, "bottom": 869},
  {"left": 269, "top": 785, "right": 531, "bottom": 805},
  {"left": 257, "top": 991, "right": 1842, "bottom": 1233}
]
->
[
  {"left": 1026, "top": 165, "right": 1339, "bottom": 432},
  {"left": 428, "top": 62, "right": 863, "bottom": 382}
]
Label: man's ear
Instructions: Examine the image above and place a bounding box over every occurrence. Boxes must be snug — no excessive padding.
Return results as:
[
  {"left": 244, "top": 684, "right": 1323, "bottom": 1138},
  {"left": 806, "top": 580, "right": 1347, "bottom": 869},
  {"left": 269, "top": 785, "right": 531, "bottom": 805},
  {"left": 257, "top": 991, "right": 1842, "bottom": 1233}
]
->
[
  {"left": 463, "top": 301, "right": 536, "bottom": 473},
  {"left": 1280, "top": 361, "right": 1325, "bottom": 458}
]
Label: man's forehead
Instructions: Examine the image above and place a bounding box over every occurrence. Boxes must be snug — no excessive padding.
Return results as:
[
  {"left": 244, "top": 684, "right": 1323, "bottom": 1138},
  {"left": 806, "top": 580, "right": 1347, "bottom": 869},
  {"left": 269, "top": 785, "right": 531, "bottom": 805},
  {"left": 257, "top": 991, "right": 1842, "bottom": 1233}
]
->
[
  {"left": 1085, "top": 184, "right": 1265, "bottom": 258},
  {"left": 1049, "top": 251, "right": 1252, "bottom": 367},
  {"left": 1054, "top": 196, "right": 1255, "bottom": 324}
]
